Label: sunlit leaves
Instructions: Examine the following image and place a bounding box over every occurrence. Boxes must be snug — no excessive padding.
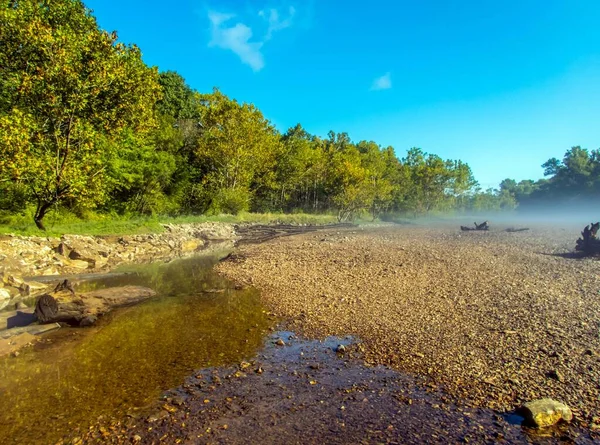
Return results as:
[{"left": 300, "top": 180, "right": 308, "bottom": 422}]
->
[{"left": 0, "top": 0, "right": 161, "bottom": 227}]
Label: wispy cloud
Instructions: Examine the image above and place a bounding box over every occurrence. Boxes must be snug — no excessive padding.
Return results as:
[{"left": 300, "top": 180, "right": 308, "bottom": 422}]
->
[
  {"left": 208, "top": 11, "right": 264, "bottom": 72},
  {"left": 371, "top": 72, "right": 392, "bottom": 91},
  {"left": 208, "top": 4, "right": 297, "bottom": 72},
  {"left": 259, "top": 6, "right": 296, "bottom": 41}
]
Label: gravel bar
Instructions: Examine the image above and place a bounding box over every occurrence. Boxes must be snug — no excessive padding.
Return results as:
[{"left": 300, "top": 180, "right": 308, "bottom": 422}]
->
[{"left": 217, "top": 224, "right": 600, "bottom": 428}]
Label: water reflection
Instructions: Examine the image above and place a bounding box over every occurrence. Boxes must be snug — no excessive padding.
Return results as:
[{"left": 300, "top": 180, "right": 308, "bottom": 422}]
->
[{"left": 0, "top": 254, "right": 272, "bottom": 444}]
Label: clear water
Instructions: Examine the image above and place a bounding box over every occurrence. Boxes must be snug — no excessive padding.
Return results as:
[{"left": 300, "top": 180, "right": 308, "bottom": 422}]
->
[{"left": 0, "top": 253, "right": 272, "bottom": 444}]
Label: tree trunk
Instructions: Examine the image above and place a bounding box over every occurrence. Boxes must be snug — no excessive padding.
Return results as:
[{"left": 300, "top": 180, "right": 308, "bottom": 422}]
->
[
  {"left": 34, "top": 201, "right": 53, "bottom": 231},
  {"left": 35, "top": 284, "right": 156, "bottom": 326}
]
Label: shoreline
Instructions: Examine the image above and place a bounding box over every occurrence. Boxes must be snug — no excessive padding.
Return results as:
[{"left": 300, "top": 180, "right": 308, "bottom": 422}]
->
[{"left": 216, "top": 224, "right": 600, "bottom": 430}]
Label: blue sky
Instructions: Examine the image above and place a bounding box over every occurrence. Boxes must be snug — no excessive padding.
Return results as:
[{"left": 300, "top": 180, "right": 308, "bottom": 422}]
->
[{"left": 85, "top": 0, "right": 600, "bottom": 189}]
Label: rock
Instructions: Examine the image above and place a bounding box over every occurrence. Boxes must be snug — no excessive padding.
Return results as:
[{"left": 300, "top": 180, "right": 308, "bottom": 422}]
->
[
  {"left": 275, "top": 338, "right": 286, "bottom": 346},
  {"left": 0, "top": 288, "right": 10, "bottom": 311},
  {"left": 2, "top": 273, "right": 23, "bottom": 288},
  {"left": 336, "top": 344, "right": 346, "bottom": 354},
  {"left": 19, "top": 280, "right": 48, "bottom": 296},
  {"left": 546, "top": 369, "right": 564, "bottom": 382},
  {"left": 181, "top": 239, "right": 203, "bottom": 253},
  {"left": 66, "top": 259, "right": 91, "bottom": 270},
  {"left": 520, "top": 399, "right": 573, "bottom": 427},
  {"left": 54, "top": 242, "right": 71, "bottom": 257}
]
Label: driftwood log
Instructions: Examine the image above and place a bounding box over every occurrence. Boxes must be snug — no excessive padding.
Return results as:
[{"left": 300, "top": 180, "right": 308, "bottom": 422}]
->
[
  {"left": 35, "top": 280, "right": 156, "bottom": 326},
  {"left": 575, "top": 222, "right": 600, "bottom": 255},
  {"left": 461, "top": 221, "right": 489, "bottom": 231},
  {"left": 505, "top": 227, "right": 530, "bottom": 233}
]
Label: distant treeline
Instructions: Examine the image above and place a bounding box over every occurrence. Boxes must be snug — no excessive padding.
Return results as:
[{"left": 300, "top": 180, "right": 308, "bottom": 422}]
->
[
  {"left": 0, "top": 1, "right": 594, "bottom": 229},
  {"left": 498, "top": 146, "right": 600, "bottom": 212}
]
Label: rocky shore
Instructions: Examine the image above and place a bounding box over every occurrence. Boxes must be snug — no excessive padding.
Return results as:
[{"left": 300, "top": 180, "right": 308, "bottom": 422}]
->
[{"left": 0, "top": 222, "right": 236, "bottom": 311}]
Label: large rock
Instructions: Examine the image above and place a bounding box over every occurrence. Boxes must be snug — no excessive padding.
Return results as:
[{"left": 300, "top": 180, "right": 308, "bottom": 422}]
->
[
  {"left": 181, "top": 239, "right": 204, "bottom": 253},
  {"left": 0, "top": 289, "right": 11, "bottom": 311},
  {"left": 520, "top": 399, "right": 573, "bottom": 427},
  {"left": 19, "top": 281, "right": 48, "bottom": 297}
]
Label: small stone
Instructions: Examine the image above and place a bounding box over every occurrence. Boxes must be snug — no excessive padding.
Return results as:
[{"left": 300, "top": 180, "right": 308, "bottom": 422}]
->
[
  {"left": 255, "top": 367, "right": 264, "bottom": 374},
  {"left": 133, "top": 434, "right": 142, "bottom": 442},
  {"left": 546, "top": 369, "right": 564, "bottom": 382},
  {"left": 275, "top": 339, "right": 286, "bottom": 346},
  {"left": 520, "top": 399, "right": 573, "bottom": 427},
  {"left": 336, "top": 344, "right": 346, "bottom": 354}
]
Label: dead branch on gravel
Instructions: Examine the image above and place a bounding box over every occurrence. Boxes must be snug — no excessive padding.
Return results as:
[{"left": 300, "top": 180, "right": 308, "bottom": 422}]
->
[
  {"left": 575, "top": 222, "right": 600, "bottom": 255},
  {"left": 460, "top": 221, "right": 489, "bottom": 231}
]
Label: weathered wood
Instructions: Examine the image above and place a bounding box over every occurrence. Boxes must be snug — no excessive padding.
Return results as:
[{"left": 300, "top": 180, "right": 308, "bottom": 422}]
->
[
  {"left": 575, "top": 222, "right": 600, "bottom": 255},
  {"left": 505, "top": 227, "right": 530, "bottom": 233},
  {"left": 461, "top": 221, "right": 489, "bottom": 231},
  {"left": 34, "top": 284, "right": 156, "bottom": 326}
]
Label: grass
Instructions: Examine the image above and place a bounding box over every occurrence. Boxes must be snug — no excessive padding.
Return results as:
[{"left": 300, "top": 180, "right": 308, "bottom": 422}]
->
[{"left": 0, "top": 211, "right": 339, "bottom": 237}]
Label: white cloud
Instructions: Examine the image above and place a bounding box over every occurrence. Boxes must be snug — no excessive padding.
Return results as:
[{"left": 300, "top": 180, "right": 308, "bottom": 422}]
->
[
  {"left": 208, "top": 4, "right": 297, "bottom": 72},
  {"left": 208, "top": 11, "right": 265, "bottom": 72},
  {"left": 371, "top": 72, "right": 392, "bottom": 91},
  {"left": 259, "top": 6, "right": 296, "bottom": 41}
]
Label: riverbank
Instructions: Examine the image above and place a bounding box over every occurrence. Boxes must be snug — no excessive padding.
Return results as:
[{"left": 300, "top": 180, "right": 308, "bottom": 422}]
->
[
  {"left": 216, "top": 224, "right": 600, "bottom": 431},
  {"left": 0, "top": 222, "right": 236, "bottom": 311}
]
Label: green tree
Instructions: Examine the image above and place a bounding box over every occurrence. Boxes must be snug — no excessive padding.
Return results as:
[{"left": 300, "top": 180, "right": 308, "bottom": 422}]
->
[
  {"left": 0, "top": 0, "right": 161, "bottom": 229},
  {"left": 195, "top": 89, "right": 281, "bottom": 214}
]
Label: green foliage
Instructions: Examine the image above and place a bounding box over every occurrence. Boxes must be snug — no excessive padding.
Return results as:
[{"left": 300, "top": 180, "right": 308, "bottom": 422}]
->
[
  {"left": 0, "top": 0, "right": 161, "bottom": 229},
  {"left": 501, "top": 146, "right": 600, "bottom": 210},
  {"left": 2, "top": 0, "right": 553, "bottom": 232},
  {"left": 208, "top": 188, "right": 251, "bottom": 215}
]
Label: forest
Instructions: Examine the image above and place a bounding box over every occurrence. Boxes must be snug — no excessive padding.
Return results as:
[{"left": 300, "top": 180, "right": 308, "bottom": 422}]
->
[{"left": 1, "top": 0, "right": 598, "bottom": 230}]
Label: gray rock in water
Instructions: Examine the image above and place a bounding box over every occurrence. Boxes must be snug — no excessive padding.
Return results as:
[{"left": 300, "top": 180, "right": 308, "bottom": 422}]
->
[
  {"left": 336, "top": 344, "right": 346, "bottom": 354},
  {"left": 520, "top": 398, "right": 573, "bottom": 427}
]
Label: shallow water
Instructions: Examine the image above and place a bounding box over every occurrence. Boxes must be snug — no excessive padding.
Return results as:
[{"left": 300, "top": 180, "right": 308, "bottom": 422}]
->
[{"left": 0, "top": 253, "right": 272, "bottom": 444}]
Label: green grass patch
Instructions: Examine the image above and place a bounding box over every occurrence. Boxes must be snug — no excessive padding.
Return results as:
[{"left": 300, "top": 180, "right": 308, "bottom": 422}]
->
[{"left": 0, "top": 210, "right": 339, "bottom": 237}]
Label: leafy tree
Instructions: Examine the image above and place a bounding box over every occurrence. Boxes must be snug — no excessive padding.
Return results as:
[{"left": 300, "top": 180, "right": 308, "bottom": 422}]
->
[
  {"left": 156, "top": 71, "right": 197, "bottom": 120},
  {"left": 195, "top": 89, "right": 281, "bottom": 214},
  {"left": 0, "top": 0, "right": 161, "bottom": 229}
]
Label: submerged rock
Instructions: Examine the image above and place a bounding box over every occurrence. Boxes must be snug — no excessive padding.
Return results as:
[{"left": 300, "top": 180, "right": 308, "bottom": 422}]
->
[{"left": 520, "top": 398, "right": 573, "bottom": 427}]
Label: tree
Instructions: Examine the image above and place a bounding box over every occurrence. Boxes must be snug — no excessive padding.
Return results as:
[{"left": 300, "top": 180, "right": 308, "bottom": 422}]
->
[
  {"left": 0, "top": 0, "right": 161, "bottom": 229},
  {"left": 195, "top": 89, "right": 281, "bottom": 214}
]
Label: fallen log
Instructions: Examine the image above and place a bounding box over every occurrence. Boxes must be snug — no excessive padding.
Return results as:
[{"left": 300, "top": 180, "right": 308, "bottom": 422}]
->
[
  {"left": 505, "top": 227, "right": 530, "bottom": 233},
  {"left": 34, "top": 282, "right": 156, "bottom": 326},
  {"left": 461, "top": 221, "right": 489, "bottom": 231},
  {"left": 575, "top": 222, "right": 600, "bottom": 255}
]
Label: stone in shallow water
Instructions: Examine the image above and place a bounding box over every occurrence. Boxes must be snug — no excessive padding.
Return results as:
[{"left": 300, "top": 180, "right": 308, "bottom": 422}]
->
[{"left": 520, "top": 398, "right": 572, "bottom": 427}]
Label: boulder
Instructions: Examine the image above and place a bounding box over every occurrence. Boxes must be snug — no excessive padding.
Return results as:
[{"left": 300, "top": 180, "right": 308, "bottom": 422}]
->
[
  {"left": 520, "top": 399, "right": 573, "bottom": 427},
  {"left": 19, "top": 281, "right": 48, "bottom": 297},
  {"left": 0, "top": 289, "right": 11, "bottom": 311},
  {"left": 181, "top": 239, "right": 204, "bottom": 253},
  {"left": 2, "top": 273, "right": 23, "bottom": 288}
]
